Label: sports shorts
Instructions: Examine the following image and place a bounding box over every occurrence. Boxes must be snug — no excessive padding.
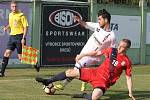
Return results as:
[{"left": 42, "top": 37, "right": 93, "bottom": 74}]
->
[
  {"left": 6, "top": 34, "right": 25, "bottom": 54},
  {"left": 79, "top": 68, "right": 108, "bottom": 93},
  {"left": 75, "top": 56, "right": 101, "bottom": 68}
]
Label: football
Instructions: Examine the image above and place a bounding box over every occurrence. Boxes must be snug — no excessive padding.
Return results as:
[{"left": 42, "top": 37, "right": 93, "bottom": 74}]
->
[{"left": 43, "top": 83, "right": 56, "bottom": 95}]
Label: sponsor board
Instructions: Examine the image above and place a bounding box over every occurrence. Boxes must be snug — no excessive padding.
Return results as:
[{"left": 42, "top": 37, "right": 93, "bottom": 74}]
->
[
  {"left": 41, "top": 4, "right": 89, "bottom": 66},
  {"left": 146, "top": 13, "right": 150, "bottom": 44},
  {"left": 111, "top": 15, "right": 141, "bottom": 48}
]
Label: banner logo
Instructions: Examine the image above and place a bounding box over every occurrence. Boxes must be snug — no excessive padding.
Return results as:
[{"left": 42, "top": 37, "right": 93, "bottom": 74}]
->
[{"left": 49, "top": 9, "right": 82, "bottom": 28}]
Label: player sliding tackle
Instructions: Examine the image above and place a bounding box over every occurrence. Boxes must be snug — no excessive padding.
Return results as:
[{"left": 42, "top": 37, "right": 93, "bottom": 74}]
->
[
  {"left": 50, "top": 9, "right": 116, "bottom": 92},
  {"left": 36, "top": 39, "right": 136, "bottom": 100}
]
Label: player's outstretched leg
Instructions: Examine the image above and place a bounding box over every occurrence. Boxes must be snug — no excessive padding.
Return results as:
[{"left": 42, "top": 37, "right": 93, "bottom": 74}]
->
[
  {"left": 54, "top": 67, "right": 79, "bottom": 90},
  {"left": 35, "top": 71, "right": 68, "bottom": 86},
  {"left": 54, "top": 77, "right": 74, "bottom": 90}
]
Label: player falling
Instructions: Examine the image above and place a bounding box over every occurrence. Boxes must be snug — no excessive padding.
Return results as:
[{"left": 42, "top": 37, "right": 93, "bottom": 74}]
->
[{"left": 36, "top": 39, "right": 135, "bottom": 100}]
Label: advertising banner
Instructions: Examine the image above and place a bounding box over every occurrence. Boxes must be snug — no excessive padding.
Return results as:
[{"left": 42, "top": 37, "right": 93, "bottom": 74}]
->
[
  {"left": 41, "top": 4, "right": 89, "bottom": 66},
  {"left": 111, "top": 15, "right": 141, "bottom": 48},
  {"left": 146, "top": 13, "right": 150, "bottom": 44}
]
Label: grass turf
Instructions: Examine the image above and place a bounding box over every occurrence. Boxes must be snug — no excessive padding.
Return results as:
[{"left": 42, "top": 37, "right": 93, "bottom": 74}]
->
[{"left": 0, "top": 65, "right": 150, "bottom": 100}]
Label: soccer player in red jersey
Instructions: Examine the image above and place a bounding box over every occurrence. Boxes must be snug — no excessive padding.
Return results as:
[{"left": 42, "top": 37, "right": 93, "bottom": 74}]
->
[{"left": 36, "top": 39, "right": 135, "bottom": 100}]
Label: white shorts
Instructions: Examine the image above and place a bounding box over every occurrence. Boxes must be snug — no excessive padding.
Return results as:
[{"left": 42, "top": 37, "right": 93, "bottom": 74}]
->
[{"left": 75, "top": 56, "right": 101, "bottom": 69}]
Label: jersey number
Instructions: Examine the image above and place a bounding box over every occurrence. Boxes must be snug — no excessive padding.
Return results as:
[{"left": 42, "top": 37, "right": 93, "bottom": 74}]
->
[{"left": 112, "top": 60, "right": 118, "bottom": 66}]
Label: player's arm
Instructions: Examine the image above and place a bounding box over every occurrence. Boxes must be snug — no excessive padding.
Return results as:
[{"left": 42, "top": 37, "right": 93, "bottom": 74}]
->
[
  {"left": 74, "top": 16, "right": 97, "bottom": 31},
  {"left": 23, "top": 26, "right": 28, "bottom": 39},
  {"left": 3, "top": 25, "right": 10, "bottom": 32},
  {"left": 74, "top": 16, "right": 86, "bottom": 27},
  {"left": 75, "top": 50, "right": 105, "bottom": 63},
  {"left": 4, "top": 13, "right": 10, "bottom": 32},
  {"left": 126, "top": 75, "right": 136, "bottom": 100},
  {"left": 125, "top": 60, "right": 136, "bottom": 100},
  {"left": 75, "top": 48, "right": 110, "bottom": 62},
  {"left": 21, "top": 15, "right": 28, "bottom": 44},
  {"left": 110, "top": 35, "right": 116, "bottom": 48}
]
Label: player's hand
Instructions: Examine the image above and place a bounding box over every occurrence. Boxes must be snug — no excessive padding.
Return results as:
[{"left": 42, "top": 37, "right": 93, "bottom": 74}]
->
[
  {"left": 75, "top": 54, "right": 82, "bottom": 63},
  {"left": 74, "top": 16, "right": 81, "bottom": 22},
  {"left": 129, "top": 93, "right": 136, "bottom": 100},
  {"left": 74, "top": 16, "right": 86, "bottom": 27},
  {"left": 3, "top": 27, "right": 7, "bottom": 32}
]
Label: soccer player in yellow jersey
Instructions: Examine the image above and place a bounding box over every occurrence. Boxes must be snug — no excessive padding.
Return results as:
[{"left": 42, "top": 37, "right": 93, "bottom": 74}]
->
[{"left": 0, "top": 1, "right": 28, "bottom": 77}]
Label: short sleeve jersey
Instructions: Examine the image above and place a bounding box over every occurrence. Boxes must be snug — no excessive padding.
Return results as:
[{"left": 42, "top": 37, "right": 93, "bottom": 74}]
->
[
  {"left": 80, "top": 22, "right": 116, "bottom": 54},
  {"left": 9, "top": 11, "right": 28, "bottom": 35},
  {"left": 97, "top": 48, "right": 132, "bottom": 85}
]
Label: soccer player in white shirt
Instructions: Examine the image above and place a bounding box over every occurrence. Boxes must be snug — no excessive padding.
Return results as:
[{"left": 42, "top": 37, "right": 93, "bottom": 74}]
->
[{"left": 54, "top": 9, "right": 116, "bottom": 91}]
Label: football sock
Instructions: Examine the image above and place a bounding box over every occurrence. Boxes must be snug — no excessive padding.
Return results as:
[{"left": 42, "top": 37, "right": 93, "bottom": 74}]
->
[
  {"left": 1, "top": 57, "right": 9, "bottom": 74},
  {"left": 81, "top": 82, "right": 88, "bottom": 91},
  {"left": 34, "top": 62, "right": 40, "bottom": 72},
  {"left": 47, "top": 72, "right": 68, "bottom": 84},
  {"left": 62, "top": 77, "right": 74, "bottom": 86}
]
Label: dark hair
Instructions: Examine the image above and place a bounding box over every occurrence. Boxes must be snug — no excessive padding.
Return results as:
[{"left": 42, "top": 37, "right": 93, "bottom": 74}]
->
[
  {"left": 122, "top": 39, "right": 131, "bottom": 48},
  {"left": 98, "top": 9, "right": 111, "bottom": 23}
]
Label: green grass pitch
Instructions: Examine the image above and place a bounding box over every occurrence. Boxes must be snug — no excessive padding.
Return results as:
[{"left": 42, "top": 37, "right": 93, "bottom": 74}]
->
[{"left": 0, "top": 65, "right": 150, "bottom": 100}]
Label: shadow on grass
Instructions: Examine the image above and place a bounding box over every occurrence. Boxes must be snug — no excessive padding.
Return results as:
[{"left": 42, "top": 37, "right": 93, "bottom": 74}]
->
[
  {"left": 52, "top": 90, "right": 150, "bottom": 100},
  {"left": 7, "top": 74, "right": 56, "bottom": 78},
  {"left": 53, "top": 93, "right": 72, "bottom": 96},
  {"left": 103, "top": 90, "right": 150, "bottom": 100}
]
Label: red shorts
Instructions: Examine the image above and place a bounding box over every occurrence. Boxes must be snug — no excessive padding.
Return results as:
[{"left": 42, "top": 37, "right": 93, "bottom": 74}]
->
[{"left": 79, "top": 68, "right": 109, "bottom": 90}]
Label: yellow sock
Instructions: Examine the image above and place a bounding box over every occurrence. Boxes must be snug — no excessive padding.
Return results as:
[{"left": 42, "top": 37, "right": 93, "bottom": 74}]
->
[{"left": 81, "top": 82, "right": 87, "bottom": 91}]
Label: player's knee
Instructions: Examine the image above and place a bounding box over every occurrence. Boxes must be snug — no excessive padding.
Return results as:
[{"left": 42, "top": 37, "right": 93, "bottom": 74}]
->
[
  {"left": 18, "top": 57, "right": 21, "bottom": 61},
  {"left": 66, "top": 69, "right": 78, "bottom": 77},
  {"left": 18, "top": 54, "right": 21, "bottom": 61},
  {"left": 92, "top": 94, "right": 100, "bottom": 100},
  {"left": 92, "top": 88, "right": 103, "bottom": 100},
  {"left": 4, "top": 50, "right": 12, "bottom": 57},
  {"left": 66, "top": 69, "right": 73, "bottom": 76}
]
